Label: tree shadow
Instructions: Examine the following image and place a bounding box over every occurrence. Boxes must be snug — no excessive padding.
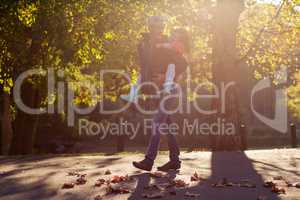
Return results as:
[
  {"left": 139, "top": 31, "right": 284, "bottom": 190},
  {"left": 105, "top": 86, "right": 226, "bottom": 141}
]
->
[
  {"left": 194, "top": 151, "right": 281, "bottom": 200},
  {"left": 128, "top": 170, "right": 178, "bottom": 200},
  {"left": 127, "top": 152, "right": 282, "bottom": 200},
  {"left": 0, "top": 171, "right": 58, "bottom": 200},
  {"left": 0, "top": 155, "right": 123, "bottom": 200},
  {"left": 128, "top": 173, "right": 151, "bottom": 200},
  {"left": 249, "top": 159, "right": 300, "bottom": 177}
]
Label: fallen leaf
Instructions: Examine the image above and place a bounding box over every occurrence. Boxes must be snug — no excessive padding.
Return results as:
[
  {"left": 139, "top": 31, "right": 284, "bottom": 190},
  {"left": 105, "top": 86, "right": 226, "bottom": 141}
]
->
[
  {"left": 67, "top": 172, "right": 81, "bottom": 176},
  {"left": 111, "top": 175, "right": 122, "bottom": 183},
  {"left": 142, "top": 191, "right": 164, "bottom": 199},
  {"left": 257, "top": 195, "right": 267, "bottom": 200},
  {"left": 211, "top": 178, "right": 233, "bottom": 187},
  {"left": 273, "top": 176, "right": 283, "bottom": 181},
  {"left": 106, "top": 184, "right": 131, "bottom": 195},
  {"left": 76, "top": 175, "right": 87, "bottom": 185},
  {"left": 94, "top": 195, "right": 103, "bottom": 200},
  {"left": 263, "top": 181, "right": 276, "bottom": 188},
  {"left": 95, "top": 179, "right": 106, "bottom": 187},
  {"left": 191, "top": 172, "right": 201, "bottom": 182},
  {"left": 285, "top": 180, "right": 292, "bottom": 187},
  {"left": 211, "top": 183, "right": 226, "bottom": 188},
  {"left": 286, "top": 181, "right": 300, "bottom": 188},
  {"left": 105, "top": 170, "right": 112, "bottom": 175},
  {"left": 62, "top": 182, "right": 75, "bottom": 189},
  {"left": 184, "top": 191, "right": 200, "bottom": 197},
  {"left": 241, "top": 183, "right": 256, "bottom": 188},
  {"left": 240, "top": 180, "right": 256, "bottom": 188},
  {"left": 110, "top": 175, "right": 132, "bottom": 183},
  {"left": 150, "top": 172, "right": 165, "bottom": 178},
  {"left": 271, "top": 185, "right": 286, "bottom": 194},
  {"left": 170, "top": 179, "right": 189, "bottom": 188}
]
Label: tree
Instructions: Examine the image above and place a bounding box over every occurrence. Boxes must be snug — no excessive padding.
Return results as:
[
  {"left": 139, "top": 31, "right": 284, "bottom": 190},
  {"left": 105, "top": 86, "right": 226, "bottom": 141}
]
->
[{"left": 210, "top": 0, "right": 245, "bottom": 150}]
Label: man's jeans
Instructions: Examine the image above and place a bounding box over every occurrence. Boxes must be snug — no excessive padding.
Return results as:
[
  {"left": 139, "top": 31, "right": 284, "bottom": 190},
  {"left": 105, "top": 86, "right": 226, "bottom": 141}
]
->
[{"left": 145, "top": 90, "right": 180, "bottom": 163}]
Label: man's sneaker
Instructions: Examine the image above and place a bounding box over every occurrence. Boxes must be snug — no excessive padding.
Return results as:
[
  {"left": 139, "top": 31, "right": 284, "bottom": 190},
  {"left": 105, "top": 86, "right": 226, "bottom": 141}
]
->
[
  {"left": 157, "top": 161, "right": 181, "bottom": 172},
  {"left": 132, "top": 159, "right": 153, "bottom": 171}
]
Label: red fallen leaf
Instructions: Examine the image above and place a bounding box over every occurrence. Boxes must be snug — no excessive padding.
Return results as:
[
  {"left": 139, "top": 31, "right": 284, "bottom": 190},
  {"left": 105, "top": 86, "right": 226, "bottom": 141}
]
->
[
  {"left": 271, "top": 185, "right": 286, "bottom": 194},
  {"left": 110, "top": 175, "right": 132, "bottom": 183},
  {"left": 257, "top": 195, "right": 267, "bottom": 200},
  {"left": 191, "top": 172, "right": 200, "bottom": 182},
  {"left": 150, "top": 172, "right": 165, "bottom": 178},
  {"left": 94, "top": 195, "right": 103, "bottom": 200},
  {"left": 62, "top": 182, "right": 75, "bottom": 189},
  {"left": 263, "top": 181, "right": 276, "bottom": 188},
  {"left": 111, "top": 175, "right": 122, "bottom": 183},
  {"left": 184, "top": 191, "right": 200, "bottom": 197},
  {"left": 76, "top": 175, "right": 87, "bottom": 185},
  {"left": 106, "top": 184, "right": 131, "bottom": 195},
  {"left": 142, "top": 191, "right": 164, "bottom": 199},
  {"left": 170, "top": 179, "right": 189, "bottom": 188},
  {"left": 105, "top": 170, "right": 112, "bottom": 175},
  {"left": 95, "top": 179, "right": 106, "bottom": 187}
]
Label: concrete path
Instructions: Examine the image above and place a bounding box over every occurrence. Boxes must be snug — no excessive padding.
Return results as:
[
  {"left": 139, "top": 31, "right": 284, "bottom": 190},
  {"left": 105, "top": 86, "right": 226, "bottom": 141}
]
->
[{"left": 0, "top": 149, "right": 299, "bottom": 200}]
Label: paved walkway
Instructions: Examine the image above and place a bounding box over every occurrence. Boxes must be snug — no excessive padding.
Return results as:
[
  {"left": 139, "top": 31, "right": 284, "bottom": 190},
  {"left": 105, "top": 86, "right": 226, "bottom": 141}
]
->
[{"left": 0, "top": 149, "right": 299, "bottom": 200}]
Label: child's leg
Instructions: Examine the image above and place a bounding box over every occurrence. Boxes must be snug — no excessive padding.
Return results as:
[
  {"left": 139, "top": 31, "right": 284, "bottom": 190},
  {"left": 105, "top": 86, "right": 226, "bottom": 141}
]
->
[{"left": 163, "top": 64, "right": 176, "bottom": 93}]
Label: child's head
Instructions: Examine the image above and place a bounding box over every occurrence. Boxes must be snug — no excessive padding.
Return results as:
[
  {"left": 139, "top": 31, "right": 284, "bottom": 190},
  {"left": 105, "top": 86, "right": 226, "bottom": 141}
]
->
[{"left": 171, "top": 28, "right": 190, "bottom": 54}]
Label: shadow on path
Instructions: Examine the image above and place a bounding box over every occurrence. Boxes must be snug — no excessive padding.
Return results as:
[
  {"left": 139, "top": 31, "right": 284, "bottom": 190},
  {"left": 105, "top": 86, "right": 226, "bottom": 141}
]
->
[
  {"left": 128, "top": 152, "right": 282, "bottom": 200},
  {"left": 195, "top": 151, "right": 281, "bottom": 200}
]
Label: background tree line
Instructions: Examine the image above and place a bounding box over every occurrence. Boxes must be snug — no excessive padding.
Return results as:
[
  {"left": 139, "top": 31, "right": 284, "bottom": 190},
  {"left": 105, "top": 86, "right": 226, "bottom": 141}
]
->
[{"left": 0, "top": 0, "right": 299, "bottom": 154}]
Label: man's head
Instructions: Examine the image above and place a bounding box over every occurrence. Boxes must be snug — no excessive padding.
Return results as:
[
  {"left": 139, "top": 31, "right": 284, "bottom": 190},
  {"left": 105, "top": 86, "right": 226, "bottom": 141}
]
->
[{"left": 148, "top": 16, "right": 165, "bottom": 36}]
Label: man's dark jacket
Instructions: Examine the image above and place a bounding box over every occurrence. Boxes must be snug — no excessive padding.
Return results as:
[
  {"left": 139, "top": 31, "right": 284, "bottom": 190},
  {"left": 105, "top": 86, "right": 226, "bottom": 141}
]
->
[{"left": 138, "top": 33, "right": 188, "bottom": 93}]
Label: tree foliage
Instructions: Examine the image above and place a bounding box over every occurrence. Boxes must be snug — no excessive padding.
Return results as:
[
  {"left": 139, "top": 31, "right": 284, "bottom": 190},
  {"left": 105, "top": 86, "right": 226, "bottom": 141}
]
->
[{"left": 0, "top": 0, "right": 299, "bottom": 116}]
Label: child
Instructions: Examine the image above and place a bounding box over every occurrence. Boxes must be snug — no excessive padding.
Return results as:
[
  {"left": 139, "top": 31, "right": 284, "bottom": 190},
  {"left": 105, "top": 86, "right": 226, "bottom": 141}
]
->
[
  {"left": 156, "top": 28, "right": 190, "bottom": 93},
  {"left": 121, "top": 28, "right": 190, "bottom": 103},
  {"left": 156, "top": 28, "right": 190, "bottom": 57}
]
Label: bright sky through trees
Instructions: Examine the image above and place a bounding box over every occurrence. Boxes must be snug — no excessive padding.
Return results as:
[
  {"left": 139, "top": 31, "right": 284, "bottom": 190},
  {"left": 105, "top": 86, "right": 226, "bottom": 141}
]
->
[{"left": 259, "top": 0, "right": 281, "bottom": 4}]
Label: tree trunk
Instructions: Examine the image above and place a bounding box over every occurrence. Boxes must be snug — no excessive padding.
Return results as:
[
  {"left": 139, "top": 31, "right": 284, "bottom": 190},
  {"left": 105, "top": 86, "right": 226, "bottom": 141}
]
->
[
  {"left": 210, "top": 0, "right": 245, "bottom": 151},
  {"left": 10, "top": 23, "right": 43, "bottom": 155},
  {"left": 1, "top": 92, "right": 13, "bottom": 155},
  {"left": 10, "top": 81, "right": 39, "bottom": 155}
]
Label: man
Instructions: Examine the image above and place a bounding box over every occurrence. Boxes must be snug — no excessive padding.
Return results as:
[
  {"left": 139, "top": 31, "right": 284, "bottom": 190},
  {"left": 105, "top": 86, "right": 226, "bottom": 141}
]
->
[{"left": 132, "top": 16, "right": 186, "bottom": 172}]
